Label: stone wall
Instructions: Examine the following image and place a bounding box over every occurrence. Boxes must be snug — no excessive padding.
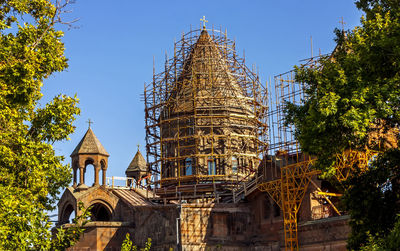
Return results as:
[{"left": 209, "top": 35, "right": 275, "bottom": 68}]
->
[
  {"left": 180, "top": 203, "right": 278, "bottom": 250},
  {"left": 298, "top": 216, "right": 350, "bottom": 251},
  {"left": 67, "top": 188, "right": 350, "bottom": 250},
  {"left": 68, "top": 205, "right": 178, "bottom": 251},
  {"left": 67, "top": 222, "right": 131, "bottom": 251}
]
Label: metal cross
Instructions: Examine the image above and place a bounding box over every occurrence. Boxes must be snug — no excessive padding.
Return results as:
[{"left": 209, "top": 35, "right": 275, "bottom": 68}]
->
[
  {"left": 339, "top": 17, "right": 346, "bottom": 31},
  {"left": 200, "top": 16, "right": 208, "bottom": 29},
  {"left": 87, "top": 119, "right": 93, "bottom": 128},
  {"left": 137, "top": 143, "right": 140, "bottom": 151}
]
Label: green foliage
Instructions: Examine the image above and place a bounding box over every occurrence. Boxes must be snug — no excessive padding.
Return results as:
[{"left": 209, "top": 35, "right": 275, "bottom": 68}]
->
[
  {"left": 343, "top": 149, "right": 400, "bottom": 249},
  {"left": 143, "top": 238, "right": 152, "bottom": 251},
  {"left": 360, "top": 216, "right": 400, "bottom": 251},
  {"left": 122, "top": 233, "right": 136, "bottom": 251},
  {"left": 284, "top": 0, "right": 400, "bottom": 249},
  {"left": 121, "top": 233, "right": 152, "bottom": 251},
  {"left": 0, "top": 0, "right": 80, "bottom": 250},
  {"left": 51, "top": 202, "right": 91, "bottom": 250},
  {"left": 285, "top": 0, "right": 400, "bottom": 174}
]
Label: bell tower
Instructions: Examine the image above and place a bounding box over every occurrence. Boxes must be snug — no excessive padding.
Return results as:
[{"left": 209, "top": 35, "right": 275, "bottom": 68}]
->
[
  {"left": 70, "top": 125, "right": 109, "bottom": 188},
  {"left": 125, "top": 146, "right": 148, "bottom": 186}
]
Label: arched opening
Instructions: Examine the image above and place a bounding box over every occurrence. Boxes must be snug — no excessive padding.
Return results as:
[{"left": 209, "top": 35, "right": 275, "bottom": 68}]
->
[
  {"left": 185, "top": 158, "right": 192, "bottom": 176},
  {"left": 84, "top": 159, "right": 95, "bottom": 186},
  {"left": 60, "top": 204, "right": 75, "bottom": 224},
  {"left": 90, "top": 202, "right": 111, "bottom": 221}
]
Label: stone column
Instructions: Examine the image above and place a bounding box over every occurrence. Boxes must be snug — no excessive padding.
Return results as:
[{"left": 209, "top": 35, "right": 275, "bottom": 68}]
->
[
  {"left": 102, "top": 168, "right": 107, "bottom": 186},
  {"left": 94, "top": 164, "right": 100, "bottom": 186},
  {"left": 79, "top": 167, "right": 84, "bottom": 185}
]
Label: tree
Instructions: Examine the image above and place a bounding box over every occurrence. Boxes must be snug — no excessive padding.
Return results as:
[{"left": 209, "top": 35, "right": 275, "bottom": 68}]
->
[
  {"left": 285, "top": 0, "right": 400, "bottom": 249},
  {"left": 51, "top": 202, "right": 91, "bottom": 250},
  {"left": 358, "top": 215, "right": 400, "bottom": 250},
  {"left": 342, "top": 148, "right": 400, "bottom": 249},
  {"left": 121, "top": 233, "right": 152, "bottom": 251},
  {"left": 0, "top": 0, "right": 81, "bottom": 250}
]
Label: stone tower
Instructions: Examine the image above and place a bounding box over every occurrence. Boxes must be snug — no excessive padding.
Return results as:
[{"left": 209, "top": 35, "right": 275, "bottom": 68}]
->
[
  {"left": 144, "top": 26, "right": 268, "bottom": 197},
  {"left": 125, "top": 148, "right": 148, "bottom": 185},
  {"left": 70, "top": 127, "right": 109, "bottom": 188},
  {"left": 58, "top": 127, "right": 158, "bottom": 251}
]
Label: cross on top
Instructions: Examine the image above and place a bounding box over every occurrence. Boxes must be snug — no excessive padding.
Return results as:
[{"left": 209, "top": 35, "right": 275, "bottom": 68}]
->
[
  {"left": 137, "top": 143, "right": 140, "bottom": 151},
  {"left": 339, "top": 17, "right": 346, "bottom": 31},
  {"left": 86, "top": 119, "right": 93, "bottom": 128},
  {"left": 200, "top": 16, "right": 208, "bottom": 29}
]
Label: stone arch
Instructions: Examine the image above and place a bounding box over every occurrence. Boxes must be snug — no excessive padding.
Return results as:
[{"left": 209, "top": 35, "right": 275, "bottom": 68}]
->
[
  {"left": 84, "top": 158, "right": 96, "bottom": 185},
  {"left": 89, "top": 199, "right": 113, "bottom": 221},
  {"left": 84, "top": 157, "right": 95, "bottom": 165},
  {"left": 60, "top": 203, "right": 75, "bottom": 224}
]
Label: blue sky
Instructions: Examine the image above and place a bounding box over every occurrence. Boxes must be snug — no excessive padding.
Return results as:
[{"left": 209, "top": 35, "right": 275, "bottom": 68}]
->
[{"left": 42, "top": 0, "right": 362, "bottom": 184}]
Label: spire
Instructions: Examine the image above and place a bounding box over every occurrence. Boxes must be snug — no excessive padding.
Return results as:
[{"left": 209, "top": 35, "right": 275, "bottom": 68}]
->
[
  {"left": 184, "top": 28, "right": 232, "bottom": 76},
  {"left": 125, "top": 148, "right": 147, "bottom": 181},
  {"left": 169, "top": 26, "right": 245, "bottom": 114},
  {"left": 126, "top": 149, "right": 147, "bottom": 173},
  {"left": 180, "top": 29, "right": 221, "bottom": 75},
  {"left": 71, "top": 128, "right": 109, "bottom": 157}
]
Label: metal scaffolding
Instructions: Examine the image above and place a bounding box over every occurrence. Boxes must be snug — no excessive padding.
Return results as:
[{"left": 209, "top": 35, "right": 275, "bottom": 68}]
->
[
  {"left": 258, "top": 67, "right": 318, "bottom": 250},
  {"left": 144, "top": 26, "right": 268, "bottom": 200},
  {"left": 258, "top": 60, "right": 378, "bottom": 250}
]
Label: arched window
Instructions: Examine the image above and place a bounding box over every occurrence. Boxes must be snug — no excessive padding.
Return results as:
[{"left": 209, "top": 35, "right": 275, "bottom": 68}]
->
[
  {"left": 185, "top": 158, "right": 192, "bottom": 176},
  {"left": 90, "top": 203, "right": 111, "bottom": 221},
  {"left": 208, "top": 157, "right": 216, "bottom": 175},
  {"left": 232, "top": 156, "right": 238, "bottom": 174},
  {"left": 60, "top": 204, "right": 75, "bottom": 224}
]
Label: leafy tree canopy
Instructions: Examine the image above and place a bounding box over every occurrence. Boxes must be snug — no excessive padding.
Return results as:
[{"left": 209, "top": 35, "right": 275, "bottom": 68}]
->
[
  {"left": 0, "top": 0, "right": 81, "bottom": 249},
  {"left": 286, "top": 0, "right": 400, "bottom": 172},
  {"left": 285, "top": 0, "right": 400, "bottom": 249}
]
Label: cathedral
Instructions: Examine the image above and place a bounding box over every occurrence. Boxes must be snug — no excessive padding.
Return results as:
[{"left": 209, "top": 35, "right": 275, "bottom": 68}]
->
[{"left": 58, "top": 23, "right": 350, "bottom": 251}]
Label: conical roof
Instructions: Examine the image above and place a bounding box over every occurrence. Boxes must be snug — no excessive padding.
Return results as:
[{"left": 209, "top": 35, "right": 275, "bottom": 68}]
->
[
  {"left": 126, "top": 150, "right": 147, "bottom": 174},
  {"left": 184, "top": 29, "right": 231, "bottom": 72},
  {"left": 169, "top": 29, "right": 246, "bottom": 114},
  {"left": 71, "top": 128, "right": 109, "bottom": 157}
]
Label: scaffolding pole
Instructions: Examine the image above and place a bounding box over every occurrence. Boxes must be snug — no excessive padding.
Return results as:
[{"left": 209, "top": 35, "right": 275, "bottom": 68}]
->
[{"left": 143, "top": 26, "right": 268, "bottom": 199}]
